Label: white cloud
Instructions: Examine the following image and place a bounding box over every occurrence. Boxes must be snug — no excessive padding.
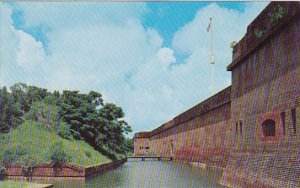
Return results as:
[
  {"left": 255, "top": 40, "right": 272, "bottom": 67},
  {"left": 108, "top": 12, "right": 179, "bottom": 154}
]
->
[
  {"left": 0, "top": 4, "right": 28, "bottom": 86},
  {"left": 171, "top": 2, "right": 269, "bottom": 95},
  {"left": 16, "top": 30, "right": 46, "bottom": 71},
  {"left": 1, "top": 3, "right": 167, "bottom": 134},
  {"left": 156, "top": 47, "right": 176, "bottom": 69},
  {"left": 0, "top": 2, "right": 269, "bottom": 136},
  {"left": 125, "top": 2, "right": 269, "bottom": 132},
  {"left": 44, "top": 19, "right": 163, "bottom": 93}
]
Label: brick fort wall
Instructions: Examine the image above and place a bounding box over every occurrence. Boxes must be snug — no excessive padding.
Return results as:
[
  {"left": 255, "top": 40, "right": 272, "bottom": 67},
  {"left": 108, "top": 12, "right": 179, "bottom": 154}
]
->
[
  {"left": 134, "top": 2, "right": 300, "bottom": 187},
  {"left": 134, "top": 87, "right": 232, "bottom": 168},
  {"left": 221, "top": 2, "right": 300, "bottom": 187}
]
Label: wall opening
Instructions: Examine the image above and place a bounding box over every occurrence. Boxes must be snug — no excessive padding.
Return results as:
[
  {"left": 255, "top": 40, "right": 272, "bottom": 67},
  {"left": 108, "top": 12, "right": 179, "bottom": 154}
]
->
[
  {"left": 239, "top": 121, "right": 243, "bottom": 137},
  {"left": 280, "top": 112, "right": 285, "bottom": 135},
  {"left": 262, "top": 119, "right": 276, "bottom": 137},
  {"left": 170, "top": 140, "right": 174, "bottom": 157},
  {"left": 292, "top": 108, "right": 296, "bottom": 135},
  {"left": 235, "top": 122, "right": 238, "bottom": 138}
]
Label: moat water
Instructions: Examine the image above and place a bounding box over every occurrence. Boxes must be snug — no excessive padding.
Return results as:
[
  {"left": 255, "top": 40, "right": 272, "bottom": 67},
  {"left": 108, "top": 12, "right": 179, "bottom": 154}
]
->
[{"left": 35, "top": 160, "right": 225, "bottom": 188}]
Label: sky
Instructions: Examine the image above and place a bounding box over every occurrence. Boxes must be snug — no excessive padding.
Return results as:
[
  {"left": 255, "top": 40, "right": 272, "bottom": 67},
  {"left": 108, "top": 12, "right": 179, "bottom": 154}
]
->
[{"left": 0, "top": 2, "right": 269, "bottom": 137}]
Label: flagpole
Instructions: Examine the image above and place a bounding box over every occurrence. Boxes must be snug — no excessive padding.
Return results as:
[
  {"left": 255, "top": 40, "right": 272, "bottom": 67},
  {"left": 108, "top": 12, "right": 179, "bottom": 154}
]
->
[
  {"left": 210, "top": 18, "right": 213, "bottom": 58},
  {"left": 209, "top": 17, "right": 215, "bottom": 94}
]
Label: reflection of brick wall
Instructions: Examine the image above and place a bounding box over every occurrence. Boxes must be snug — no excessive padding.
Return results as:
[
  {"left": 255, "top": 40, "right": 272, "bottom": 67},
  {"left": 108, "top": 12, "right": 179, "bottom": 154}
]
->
[{"left": 221, "top": 2, "right": 300, "bottom": 188}]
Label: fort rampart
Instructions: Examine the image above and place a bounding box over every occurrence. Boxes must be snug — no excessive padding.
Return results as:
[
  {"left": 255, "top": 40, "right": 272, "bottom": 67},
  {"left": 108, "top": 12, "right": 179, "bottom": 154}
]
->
[
  {"left": 134, "top": 2, "right": 300, "bottom": 187},
  {"left": 134, "top": 87, "right": 232, "bottom": 168}
]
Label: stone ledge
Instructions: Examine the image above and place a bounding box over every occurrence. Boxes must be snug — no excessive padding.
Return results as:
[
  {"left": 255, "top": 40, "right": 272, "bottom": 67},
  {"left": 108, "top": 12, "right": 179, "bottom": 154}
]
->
[{"left": 4, "top": 158, "right": 127, "bottom": 180}]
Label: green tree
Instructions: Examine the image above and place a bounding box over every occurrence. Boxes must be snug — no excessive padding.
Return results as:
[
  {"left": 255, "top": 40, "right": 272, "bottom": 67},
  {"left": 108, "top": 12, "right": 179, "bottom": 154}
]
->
[
  {"left": 0, "top": 87, "right": 10, "bottom": 132},
  {"left": 1, "top": 83, "right": 132, "bottom": 159},
  {"left": 58, "top": 91, "right": 132, "bottom": 159},
  {"left": 0, "top": 86, "right": 23, "bottom": 132},
  {"left": 97, "top": 103, "right": 132, "bottom": 155}
]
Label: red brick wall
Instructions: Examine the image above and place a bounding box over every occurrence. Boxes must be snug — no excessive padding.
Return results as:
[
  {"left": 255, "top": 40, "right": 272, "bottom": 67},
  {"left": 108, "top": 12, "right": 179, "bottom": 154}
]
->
[
  {"left": 221, "top": 2, "right": 300, "bottom": 187},
  {"left": 134, "top": 2, "right": 300, "bottom": 187},
  {"left": 133, "top": 136, "right": 149, "bottom": 156},
  {"left": 5, "top": 159, "right": 127, "bottom": 179},
  {"left": 134, "top": 87, "right": 232, "bottom": 168},
  {"left": 5, "top": 163, "right": 85, "bottom": 179},
  {"left": 149, "top": 102, "right": 231, "bottom": 167}
]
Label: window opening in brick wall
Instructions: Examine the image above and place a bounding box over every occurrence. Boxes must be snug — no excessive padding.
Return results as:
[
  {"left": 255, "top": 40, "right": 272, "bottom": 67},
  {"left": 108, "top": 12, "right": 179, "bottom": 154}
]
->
[
  {"left": 280, "top": 112, "right": 286, "bottom": 135},
  {"left": 292, "top": 108, "right": 296, "bottom": 134},
  {"left": 236, "top": 122, "right": 238, "bottom": 137},
  {"left": 239, "top": 121, "right": 243, "bottom": 136},
  {"left": 262, "top": 119, "right": 275, "bottom": 137}
]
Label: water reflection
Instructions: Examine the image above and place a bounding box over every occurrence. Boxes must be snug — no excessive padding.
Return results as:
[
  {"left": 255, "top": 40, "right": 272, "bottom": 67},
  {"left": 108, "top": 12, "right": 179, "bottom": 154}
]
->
[{"left": 35, "top": 160, "right": 225, "bottom": 188}]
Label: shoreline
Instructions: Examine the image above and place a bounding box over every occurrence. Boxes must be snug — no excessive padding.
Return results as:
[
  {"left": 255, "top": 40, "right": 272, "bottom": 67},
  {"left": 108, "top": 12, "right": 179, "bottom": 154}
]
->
[{"left": 3, "top": 158, "right": 127, "bottom": 180}]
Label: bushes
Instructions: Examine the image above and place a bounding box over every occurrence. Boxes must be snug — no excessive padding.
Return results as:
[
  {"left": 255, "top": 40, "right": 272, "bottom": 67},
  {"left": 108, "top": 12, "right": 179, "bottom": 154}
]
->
[
  {"left": 0, "top": 123, "right": 109, "bottom": 167},
  {"left": 24, "top": 101, "right": 59, "bottom": 130},
  {"left": 84, "top": 151, "right": 91, "bottom": 158},
  {"left": 56, "top": 123, "right": 73, "bottom": 140},
  {"left": 1, "top": 146, "right": 28, "bottom": 166},
  {"left": 21, "top": 155, "right": 36, "bottom": 179},
  {"left": 50, "top": 141, "right": 71, "bottom": 168},
  {"left": 0, "top": 165, "right": 6, "bottom": 180},
  {"left": 97, "top": 146, "right": 118, "bottom": 161},
  {"left": 2, "top": 150, "right": 16, "bottom": 165}
]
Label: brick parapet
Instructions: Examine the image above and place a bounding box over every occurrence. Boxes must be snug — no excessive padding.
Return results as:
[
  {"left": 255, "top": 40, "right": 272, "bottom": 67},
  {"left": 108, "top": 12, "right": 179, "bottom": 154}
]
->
[
  {"left": 172, "top": 86, "right": 231, "bottom": 127},
  {"left": 134, "top": 132, "right": 150, "bottom": 138},
  {"left": 149, "top": 86, "right": 231, "bottom": 138},
  {"left": 228, "top": 2, "right": 300, "bottom": 71}
]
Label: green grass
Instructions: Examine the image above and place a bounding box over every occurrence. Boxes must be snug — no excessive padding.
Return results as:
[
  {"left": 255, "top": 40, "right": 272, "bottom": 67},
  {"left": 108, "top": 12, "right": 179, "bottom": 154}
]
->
[
  {"left": 0, "top": 122, "right": 111, "bottom": 167},
  {"left": 0, "top": 180, "right": 48, "bottom": 188}
]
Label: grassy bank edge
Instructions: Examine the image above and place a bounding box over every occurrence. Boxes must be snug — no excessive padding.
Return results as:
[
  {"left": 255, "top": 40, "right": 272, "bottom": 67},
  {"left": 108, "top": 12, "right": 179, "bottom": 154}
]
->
[{"left": 0, "top": 180, "right": 52, "bottom": 188}]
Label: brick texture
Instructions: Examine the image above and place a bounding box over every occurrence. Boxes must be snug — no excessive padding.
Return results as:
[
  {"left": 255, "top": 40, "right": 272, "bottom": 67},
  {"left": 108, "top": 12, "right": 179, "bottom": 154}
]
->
[
  {"left": 134, "top": 2, "right": 300, "bottom": 187},
  {"left": 134, "top": 87, "right": 232, "bottom": 168},
  {"left": 221, "top": 2, "right": 300, "bottom": 188},
  {"left": 5, "top": 159, "right": 127, "bottom": 179}
]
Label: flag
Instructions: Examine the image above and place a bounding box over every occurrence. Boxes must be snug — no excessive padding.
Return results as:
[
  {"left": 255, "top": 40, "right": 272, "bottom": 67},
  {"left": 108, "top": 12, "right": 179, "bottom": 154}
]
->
[
  {"left": 210, "top": 53, "right": 215, "bottom": 64},
  {"left": 207, "top": 17, "right": 212, "bottom": 32}
]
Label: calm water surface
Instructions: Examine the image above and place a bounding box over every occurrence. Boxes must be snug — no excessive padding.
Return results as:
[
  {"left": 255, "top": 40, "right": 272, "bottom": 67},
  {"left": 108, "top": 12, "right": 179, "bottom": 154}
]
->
[{"left": 35, "top": 160, "right": 226, "bottom": 188}]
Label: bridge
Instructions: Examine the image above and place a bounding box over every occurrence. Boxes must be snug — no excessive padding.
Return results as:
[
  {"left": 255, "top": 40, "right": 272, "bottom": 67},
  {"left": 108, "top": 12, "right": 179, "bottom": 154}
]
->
[{"left": 127, "top": 156, "right": 173, "bottom": 161}]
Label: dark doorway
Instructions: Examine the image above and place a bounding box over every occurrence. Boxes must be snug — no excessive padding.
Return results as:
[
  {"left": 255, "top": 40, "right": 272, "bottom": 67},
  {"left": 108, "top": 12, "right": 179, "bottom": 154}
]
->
[{"left": 262, "top": 119, "right": 276, "bottom": 137}]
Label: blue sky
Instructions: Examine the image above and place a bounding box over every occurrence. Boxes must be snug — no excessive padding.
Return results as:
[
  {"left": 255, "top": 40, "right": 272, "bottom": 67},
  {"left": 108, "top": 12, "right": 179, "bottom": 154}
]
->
[
  {"left": 10, "top": 2, "right": 247, "bottom": 52},
  {"left": 0, "top": 2, "right": 269, "bottom": 137},
  {"left": 144, "top": 2, "right": 246, "bottom": 46}
]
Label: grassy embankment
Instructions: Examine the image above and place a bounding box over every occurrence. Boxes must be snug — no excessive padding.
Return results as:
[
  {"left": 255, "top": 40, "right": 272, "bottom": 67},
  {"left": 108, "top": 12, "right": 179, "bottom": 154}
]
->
[
  {"left": 0, "top": 180, "right": 52, "bottom": 188},
  {"left": 0, "top": 122, "right": 111, "bottom": 167}
]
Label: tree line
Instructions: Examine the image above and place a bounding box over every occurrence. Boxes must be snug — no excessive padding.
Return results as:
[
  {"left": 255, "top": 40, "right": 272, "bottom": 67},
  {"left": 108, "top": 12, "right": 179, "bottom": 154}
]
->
[{"left": 0, "top": 83, "right": 133, "bottom": 160}]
